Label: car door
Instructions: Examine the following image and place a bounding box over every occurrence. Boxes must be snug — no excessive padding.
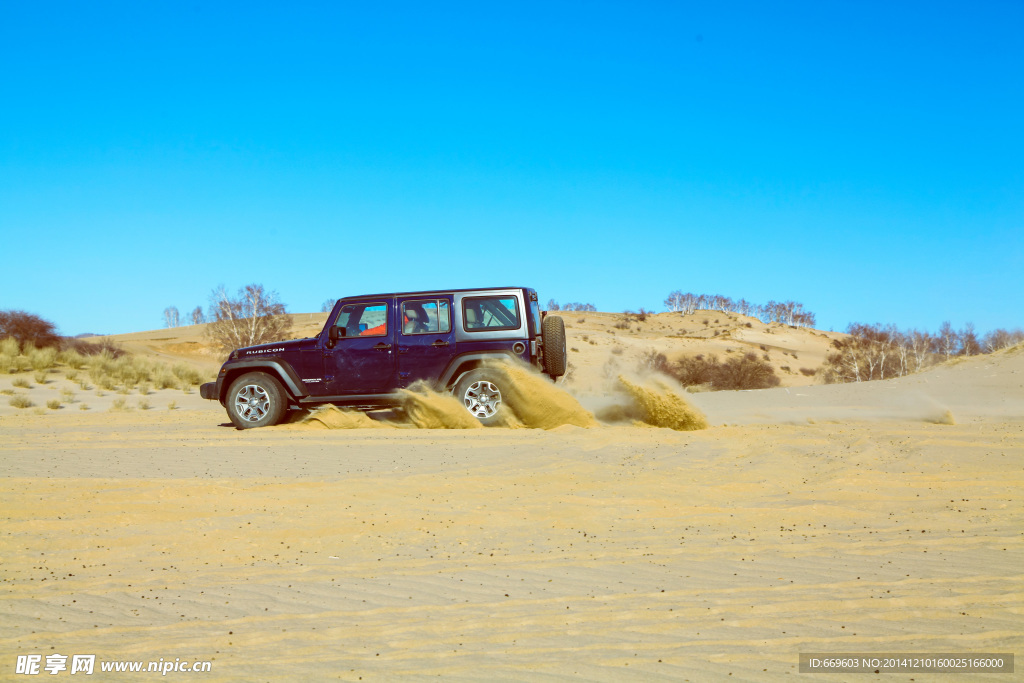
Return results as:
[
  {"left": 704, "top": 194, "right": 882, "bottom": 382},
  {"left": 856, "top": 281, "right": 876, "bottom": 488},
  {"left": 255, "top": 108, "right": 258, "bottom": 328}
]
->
[
  {"left": 324, "top": 300, "right": 396, "bottom": 395},
  {"left": 396, "top": 296, "right": 455, "bottom": 388}
]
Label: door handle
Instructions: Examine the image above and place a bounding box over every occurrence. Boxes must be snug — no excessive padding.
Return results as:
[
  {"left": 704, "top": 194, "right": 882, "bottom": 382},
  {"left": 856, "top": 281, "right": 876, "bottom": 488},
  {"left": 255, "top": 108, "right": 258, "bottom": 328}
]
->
[
  {"left": 374, "top": 343, "right": 392, "bottom": 350},
  {"left": 431, "top": 340, "right": 450, "bottom": 347}
]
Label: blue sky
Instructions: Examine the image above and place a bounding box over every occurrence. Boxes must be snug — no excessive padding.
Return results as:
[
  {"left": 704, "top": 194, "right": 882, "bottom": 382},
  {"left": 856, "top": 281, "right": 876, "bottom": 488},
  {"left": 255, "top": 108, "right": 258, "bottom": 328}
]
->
[{"left": 2, "top": 1, "right": 1021, "bottom": 336}]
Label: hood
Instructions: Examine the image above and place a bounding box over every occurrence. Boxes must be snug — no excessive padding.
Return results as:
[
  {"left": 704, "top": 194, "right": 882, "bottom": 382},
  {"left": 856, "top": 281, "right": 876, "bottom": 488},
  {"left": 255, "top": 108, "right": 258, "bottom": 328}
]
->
[{"left": 235, "top": 337, "right": 317, "bottom": 358}]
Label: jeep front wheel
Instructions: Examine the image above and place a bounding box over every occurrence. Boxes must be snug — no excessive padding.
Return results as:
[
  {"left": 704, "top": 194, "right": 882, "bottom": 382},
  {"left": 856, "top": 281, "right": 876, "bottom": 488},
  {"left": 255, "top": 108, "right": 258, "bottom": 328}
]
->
[
  {"left": 454, "top": 369, "right": 505, "bottom": 426},
  {"left": 226, "top": 372, "right": 287, "bottom": 429}
]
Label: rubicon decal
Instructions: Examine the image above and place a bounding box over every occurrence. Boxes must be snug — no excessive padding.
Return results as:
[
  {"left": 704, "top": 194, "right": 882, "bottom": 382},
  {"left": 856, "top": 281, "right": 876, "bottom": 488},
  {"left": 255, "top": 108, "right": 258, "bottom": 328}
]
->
[{"left": 245, "top": 347, "right": 285, "bottom": 355}]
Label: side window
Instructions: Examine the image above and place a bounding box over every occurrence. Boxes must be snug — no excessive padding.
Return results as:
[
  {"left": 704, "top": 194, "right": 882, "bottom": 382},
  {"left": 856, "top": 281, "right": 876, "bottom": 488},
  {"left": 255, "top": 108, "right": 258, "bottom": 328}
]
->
[
  {"left": 333, "top": 303, "right": 388, "bottom": 337},
  {"left": 463, "top": 296, "right": 520, "bottom": 331},
  {"left": 401, "top": 299, "right": 451, "bottom": 335}
]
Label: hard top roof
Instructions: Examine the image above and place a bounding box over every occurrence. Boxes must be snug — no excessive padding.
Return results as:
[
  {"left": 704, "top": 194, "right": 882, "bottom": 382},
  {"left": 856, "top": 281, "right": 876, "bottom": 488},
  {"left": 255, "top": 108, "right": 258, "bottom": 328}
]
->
[{"left": 336, "top": 286, "right": 532, "bottom": 302}]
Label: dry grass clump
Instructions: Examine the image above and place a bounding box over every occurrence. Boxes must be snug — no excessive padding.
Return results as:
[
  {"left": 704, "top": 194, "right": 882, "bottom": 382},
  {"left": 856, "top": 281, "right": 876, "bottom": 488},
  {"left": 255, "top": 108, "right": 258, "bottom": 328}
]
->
[
  {"left": 153, "top": 368, "right": 179, "bottom": 389},
  {"left": 27, "top": 346, "right": 58, "bottom": 371},
  {"left": 110, "top": 397, "right": 130, "bottom": 411},
  {"left": 82, "top": 351, "right": 206, "bottom": 394},
  {"left": 172, "top": 363, "right": 204, "bottom": 386},
  {"left": 9, "top": 394, "right": 33, "bottom": 409},
  {"left": 46, "top": 399, "right": 61, "bottom": 410},
  {"left": 0, "top": 338, "right": 20, "bottom": 374},
  {"left": 0, "top": 337, "right": 19, "bottom": 357},
  {"left": 33, "top": 370, "right": 49, "bottom": 384},
  {"left": 11, "top": 377, "right": 31, "bottom": 389},
  {"left": 58, "top": 349, "right": 88, "bottom": 369}
]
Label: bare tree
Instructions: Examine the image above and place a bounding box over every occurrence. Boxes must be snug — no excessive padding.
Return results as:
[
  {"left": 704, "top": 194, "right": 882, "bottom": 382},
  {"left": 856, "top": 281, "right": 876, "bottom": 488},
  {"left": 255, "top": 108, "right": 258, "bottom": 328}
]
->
[
  {"left": 983, "top": 328, "right": 1024, "bottom": 352},
  {"left": 205, "top": 284, "right": 292, "bottom": 352},
  {"left": 562, "top": 302, "right": 596, "bottom": 312},
  {"left": 546, "top": 299, "right": 560, "bottom": 311},
  {"left": 959, "top": 323, "right": 981, "bottom": 356},
  {"left": 163, "top": 306, "right": 180, "bottom": 328},
  {"left": 937, "top": 321, "right": 958, "bottom": 359},
  {"left": 909, "top": 329, "right": 934, "bottom": 373},
  {"left": 190, "top": 306, "right": 205, "bottom": 325},
  {"left": 664, "top": 291, "right": 697, "bottom": 314},
  {"left": 321, "top": 299, "right": 337, "bottom": 313}
]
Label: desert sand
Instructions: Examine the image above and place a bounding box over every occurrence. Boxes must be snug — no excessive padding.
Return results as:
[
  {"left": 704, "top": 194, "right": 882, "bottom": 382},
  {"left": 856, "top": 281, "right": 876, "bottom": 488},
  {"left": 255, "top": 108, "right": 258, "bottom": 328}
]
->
[{"left": 1, "top": 318, "right": 1021, "bottom": 680}]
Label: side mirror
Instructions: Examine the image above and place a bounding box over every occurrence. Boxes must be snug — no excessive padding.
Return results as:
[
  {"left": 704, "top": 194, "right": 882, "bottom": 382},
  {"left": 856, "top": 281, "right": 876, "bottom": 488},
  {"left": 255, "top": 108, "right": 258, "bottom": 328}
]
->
[{"left": 327, "top": 325, "right": 344, "bottom": 348}]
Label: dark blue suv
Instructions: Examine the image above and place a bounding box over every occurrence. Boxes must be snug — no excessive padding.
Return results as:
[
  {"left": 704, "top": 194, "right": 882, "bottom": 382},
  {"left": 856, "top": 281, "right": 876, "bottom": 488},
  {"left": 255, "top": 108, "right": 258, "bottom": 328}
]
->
[{"left": 200, "top": 287, "right": 567, "bottom": 428}]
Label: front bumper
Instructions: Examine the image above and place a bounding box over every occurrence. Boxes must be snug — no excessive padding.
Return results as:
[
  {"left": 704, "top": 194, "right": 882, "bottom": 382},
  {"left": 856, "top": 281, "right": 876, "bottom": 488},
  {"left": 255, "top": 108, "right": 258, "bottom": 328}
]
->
[{"left": 200, "top": 381, "right": 219, "bottom": 400}]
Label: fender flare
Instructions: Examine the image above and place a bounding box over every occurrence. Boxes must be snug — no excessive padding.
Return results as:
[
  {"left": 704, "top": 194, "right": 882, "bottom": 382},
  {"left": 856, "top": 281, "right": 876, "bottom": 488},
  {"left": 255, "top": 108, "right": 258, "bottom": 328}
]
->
[
  {"left": 220, "top": 359, "right": 308, "bottom": 401},
  {"left": 439, "top": 352, "right": 519, "bottom": 388}
]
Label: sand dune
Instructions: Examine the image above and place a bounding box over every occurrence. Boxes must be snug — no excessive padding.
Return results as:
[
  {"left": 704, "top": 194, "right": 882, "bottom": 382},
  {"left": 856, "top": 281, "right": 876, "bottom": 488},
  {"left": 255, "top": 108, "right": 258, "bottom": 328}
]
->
[{"left": 1, "top": 337, "right": 1021, "bottom": 679}]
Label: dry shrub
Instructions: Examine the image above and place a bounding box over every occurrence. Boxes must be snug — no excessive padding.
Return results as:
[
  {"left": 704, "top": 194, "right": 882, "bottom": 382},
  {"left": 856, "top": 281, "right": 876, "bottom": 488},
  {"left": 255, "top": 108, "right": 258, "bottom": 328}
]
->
[
  {"left": 33, "top": 371, "right": 49, "bottom": 384},
  {"left": 640, "top": 350, "right": 780, "bottom": 391},
  {"left": 63, "top": 338, "right": 127, "bottom": 358},
  {"left": 12, "top": 377, "right": 31, "bottom": 389},
  {"left": 172, "top": 364, "right": 204, "bottom": 386},
  {"left": 46, "top": 399, "right": 61, "bottom": 410},
  {"left": 0, "top": 337, "right": 19, "bottom": 357},
  {"left": 0, "top": 310, "right": 60, "bottom": 349},
  {"left": 28, "top": 346, "right": 58, "bottom": 370},
  {"left": 9, "top": 395, "right": 33, "bottom": 409},
  {"left": 154, "top": 369, "right": 179, "bottom": 390},
  {"left": 59, "top": 349, "right": 88, "bottom": 369}
]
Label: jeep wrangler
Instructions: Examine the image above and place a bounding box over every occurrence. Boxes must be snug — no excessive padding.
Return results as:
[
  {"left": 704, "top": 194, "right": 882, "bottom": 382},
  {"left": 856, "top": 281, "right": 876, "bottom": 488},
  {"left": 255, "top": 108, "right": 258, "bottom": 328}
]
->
[{"left": 199, "top": 287, "right": 566, "bottom": 428}]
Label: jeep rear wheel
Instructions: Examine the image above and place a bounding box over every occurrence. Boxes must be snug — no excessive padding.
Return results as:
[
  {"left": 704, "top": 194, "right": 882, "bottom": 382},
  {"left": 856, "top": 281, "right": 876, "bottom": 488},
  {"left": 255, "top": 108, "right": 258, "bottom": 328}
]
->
[
  {"left": 542, "top": 315, "right": 567, "bottom": 377},
  {"left": 454, "top": 369, "right": 505, "bottom": 426},
  {"left": 227, "top": 372, "right": 287, "bottom": 429}
]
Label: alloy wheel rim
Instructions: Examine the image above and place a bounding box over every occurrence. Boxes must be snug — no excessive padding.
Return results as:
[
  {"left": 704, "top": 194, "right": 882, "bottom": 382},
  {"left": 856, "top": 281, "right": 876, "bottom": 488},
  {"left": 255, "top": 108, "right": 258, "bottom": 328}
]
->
[
  {"left": 234, "top": 385, "right": 270, "bottom": 422},
  {"left": 464, "top": 380, "right": 501, "bottom": 418}
]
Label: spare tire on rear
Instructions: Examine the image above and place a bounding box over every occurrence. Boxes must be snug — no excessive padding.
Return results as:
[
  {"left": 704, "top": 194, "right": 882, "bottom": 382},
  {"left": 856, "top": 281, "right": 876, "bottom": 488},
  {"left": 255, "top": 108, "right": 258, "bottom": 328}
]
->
[{"left": 542, "top": 315, "right": 567, "bottom": 377}]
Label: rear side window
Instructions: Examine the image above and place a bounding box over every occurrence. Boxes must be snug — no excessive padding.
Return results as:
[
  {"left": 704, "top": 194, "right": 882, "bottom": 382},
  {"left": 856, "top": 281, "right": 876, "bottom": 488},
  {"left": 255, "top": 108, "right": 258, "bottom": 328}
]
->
[
  {"left": 401, "top": 299, "right": 451, "bottom": 335},
  {"left": 463, "top": 296, "right": 520, "bottom": 331}
]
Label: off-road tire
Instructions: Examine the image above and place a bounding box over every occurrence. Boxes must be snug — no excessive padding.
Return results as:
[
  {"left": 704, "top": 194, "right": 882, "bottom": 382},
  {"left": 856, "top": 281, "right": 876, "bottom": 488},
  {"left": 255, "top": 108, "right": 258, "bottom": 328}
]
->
[
  {"left": 226, "top": 372, "right": 287, "bottom": 429},
  {"left": 542, "top": 315, "right": 567, "bottom": 377},
  {"left": 454, "top": 369, "right": 506, "bottom": 427}
]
